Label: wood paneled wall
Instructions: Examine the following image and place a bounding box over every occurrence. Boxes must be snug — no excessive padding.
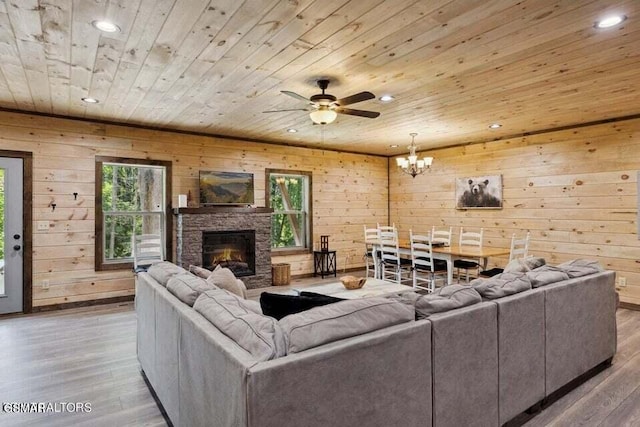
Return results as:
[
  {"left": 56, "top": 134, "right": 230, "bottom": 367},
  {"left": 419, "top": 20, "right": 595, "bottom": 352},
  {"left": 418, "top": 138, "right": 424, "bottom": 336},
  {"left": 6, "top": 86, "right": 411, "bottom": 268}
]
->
[
  {"left": 390, "top": 118, "right": 640, "bottom": 305},
  {"left": 0, "top": 111, "right": 388, "bottom": 308}
]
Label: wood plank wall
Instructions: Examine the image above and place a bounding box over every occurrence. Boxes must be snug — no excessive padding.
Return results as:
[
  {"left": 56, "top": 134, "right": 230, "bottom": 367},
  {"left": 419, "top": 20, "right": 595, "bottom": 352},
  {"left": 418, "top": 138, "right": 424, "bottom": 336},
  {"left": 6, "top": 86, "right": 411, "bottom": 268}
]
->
[
  {"left": 390, "top": 118, "right": 640, "bottom": 305},
  {"left": 0, "top": 111, "right": 388, "bottom": 308}
]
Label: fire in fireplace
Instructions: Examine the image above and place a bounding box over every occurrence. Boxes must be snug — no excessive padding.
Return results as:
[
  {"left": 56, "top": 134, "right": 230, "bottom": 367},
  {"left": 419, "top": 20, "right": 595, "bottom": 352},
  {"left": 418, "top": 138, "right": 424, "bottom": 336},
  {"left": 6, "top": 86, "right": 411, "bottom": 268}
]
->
[{"left": 202, "top": 230, "right": 256, "bottom": 277}]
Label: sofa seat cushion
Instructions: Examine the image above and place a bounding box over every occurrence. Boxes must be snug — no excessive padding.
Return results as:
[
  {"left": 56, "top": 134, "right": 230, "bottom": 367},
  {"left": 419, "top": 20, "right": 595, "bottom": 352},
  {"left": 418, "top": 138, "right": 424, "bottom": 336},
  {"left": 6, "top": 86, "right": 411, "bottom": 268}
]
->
[
  {"left": 526, "top": 265, "right": 570, "bottom": 288},
  {"left": 194, "top": 289, "right": 287, "bottom": 361},
  {"left": 557, "top": 259, "right": 604, "bottom": 278},
  {"left": 206, "top": 265, "right": 247, "bottom": 299},
  {"left": 471, "top": 272, "right": 531, "bottom": 299},
  {"left": 167, "top": 273, "right": 217, "bottom": 306},
  {"left": 260, "top": 291, "right": 344, "bottom": 320},
  {"left": 147, "top": 261, "right": 187, "bottom": 286},
  {"left": 413, "top": 285, "right": 482, "bottom": 318},
  {"left": 279, "top": 298, "right": 414, "bottom": 353}
]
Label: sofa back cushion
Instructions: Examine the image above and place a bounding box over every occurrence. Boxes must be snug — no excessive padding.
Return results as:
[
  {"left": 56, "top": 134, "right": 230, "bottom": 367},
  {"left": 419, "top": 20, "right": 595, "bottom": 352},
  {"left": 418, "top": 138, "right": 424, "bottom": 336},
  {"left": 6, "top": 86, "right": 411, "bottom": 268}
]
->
[
  {"left": 413, "top": 285, "right": 482, "bottom": 318},
  {"left": 557, "top": 259, "right": 604, "bottom": 278},
  {"left": 147, "top": 261, "right": 187, "bottom": 286},
  {"left": 504, "top": 257, "right": 546, "bottom": 273},
  {"left": 260, "top": 292, "right": 344, "bottom": 320},
  {"left": 189, "top": 265, "right": 212, "bottom": 279},
  {"left": 471, "top": 272, "right": 532, "bottom": 299},
  {"left": 526, "top": 265, "right": 570, "bottom": 288},
  {"left": 279, "top": 298, "right": 414, "bottom": 353},
  {"left": 193, "top": 289, "right": 287, "bottom": 361},
  {"left": 206, "top": 265, "right": 247, "bottom": 299},
  {"left": 167, "top": 273, "right": 217, "bottom": 306}
]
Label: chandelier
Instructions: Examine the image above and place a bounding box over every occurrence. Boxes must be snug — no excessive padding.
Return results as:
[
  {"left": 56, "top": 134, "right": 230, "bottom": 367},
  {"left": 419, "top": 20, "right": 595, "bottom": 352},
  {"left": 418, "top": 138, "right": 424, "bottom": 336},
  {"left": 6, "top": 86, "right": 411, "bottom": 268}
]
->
[{"left": 395, "top": 133, "right": 433, "bottom": 178}]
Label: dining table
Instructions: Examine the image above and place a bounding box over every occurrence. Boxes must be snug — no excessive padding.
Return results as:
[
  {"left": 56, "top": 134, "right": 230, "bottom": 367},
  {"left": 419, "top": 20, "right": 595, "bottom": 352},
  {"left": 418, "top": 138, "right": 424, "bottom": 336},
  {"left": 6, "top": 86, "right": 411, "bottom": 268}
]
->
[{"left": 364, "top": 238, "right": 511, "bottom": 285}]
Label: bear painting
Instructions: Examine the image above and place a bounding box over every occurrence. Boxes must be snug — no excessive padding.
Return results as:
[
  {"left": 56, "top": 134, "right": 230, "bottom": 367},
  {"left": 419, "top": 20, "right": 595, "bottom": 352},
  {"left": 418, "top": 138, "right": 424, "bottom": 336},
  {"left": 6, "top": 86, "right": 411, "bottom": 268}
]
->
[{"left": 455, "top": 175, "right": 503, "bottom": 209}]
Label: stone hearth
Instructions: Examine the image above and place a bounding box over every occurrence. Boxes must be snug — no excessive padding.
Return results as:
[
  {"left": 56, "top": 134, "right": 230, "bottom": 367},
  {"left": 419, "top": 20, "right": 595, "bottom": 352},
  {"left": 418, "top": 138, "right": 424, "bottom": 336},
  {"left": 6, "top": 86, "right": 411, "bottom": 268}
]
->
[{"left": 174, "top": 207, "right": 272, "bottom": 289}]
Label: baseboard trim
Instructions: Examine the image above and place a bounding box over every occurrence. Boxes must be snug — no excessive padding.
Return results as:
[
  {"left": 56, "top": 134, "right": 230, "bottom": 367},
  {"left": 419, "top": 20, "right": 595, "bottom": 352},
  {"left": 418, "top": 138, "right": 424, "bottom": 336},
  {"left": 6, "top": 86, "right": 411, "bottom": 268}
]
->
[
  {"left": 31, "top": 295, "right": 135, "bottom": 313},
  {"left": 619, "top": 302, "right": 640, "bottom": 311}
]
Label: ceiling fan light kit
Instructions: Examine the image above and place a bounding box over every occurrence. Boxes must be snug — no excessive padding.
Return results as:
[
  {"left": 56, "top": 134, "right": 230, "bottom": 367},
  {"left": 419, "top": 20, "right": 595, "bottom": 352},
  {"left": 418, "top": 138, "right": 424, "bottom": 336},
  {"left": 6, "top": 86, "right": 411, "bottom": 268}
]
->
[
  {"left": 310, "top": 106, "right": 338, "bottom": 124},
  {"left": 397, "top": 133, "right": 433, "bottom": 178}
]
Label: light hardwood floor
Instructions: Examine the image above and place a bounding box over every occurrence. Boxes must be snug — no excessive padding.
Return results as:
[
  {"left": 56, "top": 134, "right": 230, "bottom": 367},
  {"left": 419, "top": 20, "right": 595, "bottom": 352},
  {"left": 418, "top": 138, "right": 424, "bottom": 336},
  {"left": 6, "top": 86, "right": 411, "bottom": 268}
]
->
[{"left": 0, "top": 286, "right": 639, "bottom": 426}]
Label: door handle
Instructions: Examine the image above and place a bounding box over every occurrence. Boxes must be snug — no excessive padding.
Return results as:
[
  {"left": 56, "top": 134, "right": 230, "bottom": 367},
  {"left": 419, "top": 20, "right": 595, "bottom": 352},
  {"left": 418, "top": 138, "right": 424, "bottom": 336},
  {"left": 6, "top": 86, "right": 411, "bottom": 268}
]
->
[{"left": 13, "top": 245, "right": 21, "bottom": 251}]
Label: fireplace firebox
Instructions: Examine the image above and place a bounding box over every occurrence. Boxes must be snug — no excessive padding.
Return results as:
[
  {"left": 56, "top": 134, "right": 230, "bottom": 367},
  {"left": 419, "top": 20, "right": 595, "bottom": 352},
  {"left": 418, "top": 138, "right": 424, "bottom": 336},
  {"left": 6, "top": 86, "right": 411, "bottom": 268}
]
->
[{"left": 202, "top": 230, "right": 256, "bottom": 277}]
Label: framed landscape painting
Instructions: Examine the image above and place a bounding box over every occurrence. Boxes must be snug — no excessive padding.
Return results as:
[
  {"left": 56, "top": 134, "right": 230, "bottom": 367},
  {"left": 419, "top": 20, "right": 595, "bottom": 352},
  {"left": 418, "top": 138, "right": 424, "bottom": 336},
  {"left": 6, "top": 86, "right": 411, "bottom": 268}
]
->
[{"left": 455, "top": 175, "right": 503, "bottom": 209}]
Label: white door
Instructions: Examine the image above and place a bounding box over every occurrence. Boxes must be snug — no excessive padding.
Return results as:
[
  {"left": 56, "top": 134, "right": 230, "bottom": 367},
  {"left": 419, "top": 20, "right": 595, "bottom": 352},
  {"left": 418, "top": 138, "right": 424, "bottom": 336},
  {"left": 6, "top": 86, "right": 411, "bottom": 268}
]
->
[{"left": 0, "top": 157, "right": 23, "bottom": 314}]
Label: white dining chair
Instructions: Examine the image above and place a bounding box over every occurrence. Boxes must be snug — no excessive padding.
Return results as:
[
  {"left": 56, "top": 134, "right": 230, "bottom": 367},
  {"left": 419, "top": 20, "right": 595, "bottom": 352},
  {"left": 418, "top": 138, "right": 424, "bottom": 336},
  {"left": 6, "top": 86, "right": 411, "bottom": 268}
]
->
[
  {"left": 410, "top": 230, "right": 448, "bottom": 292},
  {"left": 363, "top": 225, "right": 380, "bottom": 278},
  {"left": 133, "top": 234, "right": 164, "bottom": 272},
  {"left": 453, "top": 227, "right": 483, "bottom": 283},
  {"left": 378, "top": 227, "right": 411, "bottom": 284},
  {"left": 431, "top": 226, "right": 453, "bottom": 246},
  {"left": 480, "top": 232, "right": 530, "bottom": 278}
]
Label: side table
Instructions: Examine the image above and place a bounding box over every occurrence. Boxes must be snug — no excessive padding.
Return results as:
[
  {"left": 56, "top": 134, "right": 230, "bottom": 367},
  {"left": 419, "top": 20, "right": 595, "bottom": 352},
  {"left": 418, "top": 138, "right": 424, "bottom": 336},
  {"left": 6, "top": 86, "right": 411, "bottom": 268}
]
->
[{"left": 313, "top": 250, "right": 337, "bottom": 278}]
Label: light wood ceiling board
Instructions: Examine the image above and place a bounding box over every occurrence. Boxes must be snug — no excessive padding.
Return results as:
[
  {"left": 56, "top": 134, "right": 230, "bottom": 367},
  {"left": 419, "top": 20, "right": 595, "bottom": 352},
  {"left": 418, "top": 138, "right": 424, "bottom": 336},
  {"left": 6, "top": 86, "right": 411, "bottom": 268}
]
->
[
  {"left": 321, "top": 0, "right": 609, "bottom": 121},
  {"left": 157, "top": 0, "right": 321, "bottom": 128},
  {"left": 201, "top": 1, "right": 450, "bottom": 130},
  {"left": 40, "top": 0, "right": 72, "bottom": 116},
  {"left": 16, "top": 40, "right": 53, "bottom": 114},
  {"left": 179, "top": 0, "right": 355, "bottom": 125},
  {"left": 155, "top": 0, "right": 281, "bottom": 106},
  {"left": 320, "top": 0, "right": 640, "bottom": 150},
  {"left": 86, "top": 0, "right": 143, "bottom": 118},
  {"left": 101, "top": 0, "right": 177, "bottom": 119},
  {"left": 0, "top": 6, "right": 36, "bottom": 110},
  {"left": 68, "top": 0, "right": 107, "bottom": 117},
  {"left": 228, "top": 0, "right": 451, "bottom": 134},
  {"left": 86, "top": 36, "right": 125, "bottom": 116},
  {"left": 131, "top": 0, "right": 247, "bottom": 120},
  {"left": 115, "top": 0, "right": 211, "bottom": 120},
  {"left": 195, "top": 0, "right": 391, "bottom": 131}
]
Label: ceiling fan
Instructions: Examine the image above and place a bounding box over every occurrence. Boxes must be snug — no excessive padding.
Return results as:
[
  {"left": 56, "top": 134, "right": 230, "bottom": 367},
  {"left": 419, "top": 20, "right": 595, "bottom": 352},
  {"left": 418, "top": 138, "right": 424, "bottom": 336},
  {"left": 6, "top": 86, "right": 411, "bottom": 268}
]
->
[{"left": 263, "top": 79, "right": 381, "bottom": 125}]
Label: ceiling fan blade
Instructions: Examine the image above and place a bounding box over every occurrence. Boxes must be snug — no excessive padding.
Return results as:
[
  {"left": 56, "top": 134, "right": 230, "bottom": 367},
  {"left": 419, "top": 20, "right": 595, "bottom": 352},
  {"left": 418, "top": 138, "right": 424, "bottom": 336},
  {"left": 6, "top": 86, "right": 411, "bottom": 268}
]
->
[
  {"left": 336, "top": 91, "right": 375, "bottom": 106},
  {"left": 336, "top": 108, "right": 380, "bottom": 119},
  {"left": 262, "top": 108, "right": 309, "bottom": 113},
  {"left": 281, "top": 90, "right": 309, "bottom": 102}
]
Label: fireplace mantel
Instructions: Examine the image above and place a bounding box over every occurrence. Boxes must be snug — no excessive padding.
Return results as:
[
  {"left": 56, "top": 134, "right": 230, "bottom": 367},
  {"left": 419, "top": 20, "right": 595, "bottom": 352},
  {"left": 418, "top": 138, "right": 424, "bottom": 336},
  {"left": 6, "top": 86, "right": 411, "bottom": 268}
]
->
[
  {"left": 173, "top": 207, "right": 273, "bottom": 215},
  {"left": 174, "top": 207, "right": 272, "bottom": 289}
]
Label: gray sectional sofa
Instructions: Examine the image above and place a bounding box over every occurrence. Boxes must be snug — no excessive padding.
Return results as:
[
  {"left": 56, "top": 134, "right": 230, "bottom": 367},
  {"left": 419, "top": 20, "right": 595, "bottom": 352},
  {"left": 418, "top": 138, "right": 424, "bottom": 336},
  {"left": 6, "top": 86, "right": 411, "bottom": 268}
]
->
[{"left": 136, "top": 261, "right": 616, "bottom": 427}]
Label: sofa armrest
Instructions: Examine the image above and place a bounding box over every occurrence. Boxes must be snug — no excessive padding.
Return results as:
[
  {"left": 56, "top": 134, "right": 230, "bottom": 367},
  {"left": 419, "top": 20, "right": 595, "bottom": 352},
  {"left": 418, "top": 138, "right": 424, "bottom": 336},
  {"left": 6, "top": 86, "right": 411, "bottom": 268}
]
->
[
  {"left": 179, "top": 308, "right": 257, "bottom": 427},
  {"left": 246, "top": 320, "right": 432, "bottom": 427},
  {"left": 428, "top": 302, "right": 499, "bottom": 427},
  {"left": 544, "top": 270, "right": 616, "bottom": 394}
]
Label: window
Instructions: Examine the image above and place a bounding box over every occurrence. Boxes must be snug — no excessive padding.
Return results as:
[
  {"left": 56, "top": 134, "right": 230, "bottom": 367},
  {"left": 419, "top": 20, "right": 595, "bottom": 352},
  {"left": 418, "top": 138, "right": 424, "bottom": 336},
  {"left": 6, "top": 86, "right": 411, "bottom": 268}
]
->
[
  {"left": 95, "top": 157, "right": 172, "bottom": 270},
  {"left": 266, "top": 169, "right": 312, "bottom": 254}
]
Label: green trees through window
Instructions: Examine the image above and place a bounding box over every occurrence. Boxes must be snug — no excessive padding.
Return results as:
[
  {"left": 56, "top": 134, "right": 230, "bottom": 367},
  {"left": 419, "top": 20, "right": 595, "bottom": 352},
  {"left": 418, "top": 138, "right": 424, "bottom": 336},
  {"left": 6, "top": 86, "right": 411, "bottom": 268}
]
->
[
  {"left": 267, "top": 170, "right": 311, "bottom": 251},
  {"left": 101, "top": 163, "right": 165, "bottom": 262}
]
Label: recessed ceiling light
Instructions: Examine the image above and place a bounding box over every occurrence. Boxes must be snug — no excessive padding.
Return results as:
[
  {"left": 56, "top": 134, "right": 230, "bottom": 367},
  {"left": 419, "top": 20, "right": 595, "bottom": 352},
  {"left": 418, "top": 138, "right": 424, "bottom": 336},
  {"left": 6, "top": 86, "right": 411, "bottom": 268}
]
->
[
  {"left": 286, "top": 128, "right": 298, "bottom": 133},
  {"left": 81, "top": 97, "right": 99, "bottom": 104},
  {"left": 595, "top": 15, "right": 626, "bottom": 29},
  {"left": 489, "top": 123, "right": 502, "bottom": 129},
  {"left": 379, "top": 95, "right": 395, "bottom": 102},
  {"left": 92, "top": 20, "right": 121, "bottom": 33},
  {"left": 389, "top": 144, "right": 399, "bottom": 148}
]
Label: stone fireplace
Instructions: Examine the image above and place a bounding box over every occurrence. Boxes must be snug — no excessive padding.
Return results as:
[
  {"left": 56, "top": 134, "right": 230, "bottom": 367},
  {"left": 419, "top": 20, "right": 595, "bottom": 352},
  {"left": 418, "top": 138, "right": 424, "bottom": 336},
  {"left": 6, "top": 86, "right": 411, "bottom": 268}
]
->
[
  {"left": 174, "top": 207, "right": 272, "bottom": 289},
  {"left": 202, "top": 230, "right": 256, "bottom": 277}
]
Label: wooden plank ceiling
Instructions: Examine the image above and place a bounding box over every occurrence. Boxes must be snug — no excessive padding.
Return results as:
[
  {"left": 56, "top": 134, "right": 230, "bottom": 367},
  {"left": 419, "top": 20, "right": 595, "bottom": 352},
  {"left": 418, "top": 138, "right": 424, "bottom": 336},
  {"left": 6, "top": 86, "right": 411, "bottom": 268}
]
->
[{"left": 0, "top": 0, "right": 637, "bottom": 155}]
